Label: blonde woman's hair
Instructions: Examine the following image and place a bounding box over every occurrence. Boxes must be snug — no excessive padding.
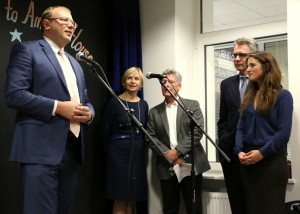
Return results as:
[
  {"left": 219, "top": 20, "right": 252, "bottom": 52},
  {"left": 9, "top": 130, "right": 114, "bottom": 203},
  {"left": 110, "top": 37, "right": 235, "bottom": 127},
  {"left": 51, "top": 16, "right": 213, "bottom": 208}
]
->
[{"left": 121, "top": 67, "right": 144, "bottom": 87}]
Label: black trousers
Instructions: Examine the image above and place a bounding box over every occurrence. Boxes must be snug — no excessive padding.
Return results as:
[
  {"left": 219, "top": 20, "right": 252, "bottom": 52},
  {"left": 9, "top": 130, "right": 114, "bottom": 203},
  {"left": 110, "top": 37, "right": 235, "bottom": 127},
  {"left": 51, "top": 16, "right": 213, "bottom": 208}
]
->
[
  {"left": 160, "top": 174, "right": 203, "bottom": 214},
  {"left": 241, "top": 145, "right": 288, "bottom": 214},
  {"left": 221, "top": 155, "right": 246, "bottom": 214}
]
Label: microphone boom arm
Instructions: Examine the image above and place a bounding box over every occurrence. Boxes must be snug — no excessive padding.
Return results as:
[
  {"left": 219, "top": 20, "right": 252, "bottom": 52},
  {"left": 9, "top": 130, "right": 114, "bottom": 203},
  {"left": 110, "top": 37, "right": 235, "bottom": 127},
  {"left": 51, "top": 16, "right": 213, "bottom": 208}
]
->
[{"left": 78, "top": 59, "right": 174, "bottom": 169}]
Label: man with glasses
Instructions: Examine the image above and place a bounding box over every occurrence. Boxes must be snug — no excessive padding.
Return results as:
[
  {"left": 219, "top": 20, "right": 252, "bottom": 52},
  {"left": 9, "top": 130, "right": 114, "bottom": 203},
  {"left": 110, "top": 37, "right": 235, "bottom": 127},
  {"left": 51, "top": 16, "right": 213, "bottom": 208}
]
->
[
  {"left": 217, "top": 37, "right": 258, "bottom": 214},
  {"left": 146, "top": 69, "right": 210, "bottom": 214},
  {"left": 5, "top": 6, "right": 94, "bottom": 214}
]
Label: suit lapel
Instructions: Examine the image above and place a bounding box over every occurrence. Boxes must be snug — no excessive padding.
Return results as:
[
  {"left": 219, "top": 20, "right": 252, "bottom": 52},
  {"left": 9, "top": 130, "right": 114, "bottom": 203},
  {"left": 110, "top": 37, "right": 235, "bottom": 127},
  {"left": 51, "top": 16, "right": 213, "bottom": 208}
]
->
[
  {"left": 40, "top": 40, "right": 69, "bottom": 92},
  {"left": 230, "top": 75, "right": 241, "bottom": 106},
  {"left": 176, "top": 98, "right": 185, "bottom": 138},
  {"left": 158, "top": 102, "right": 170, "bottom": 139}
]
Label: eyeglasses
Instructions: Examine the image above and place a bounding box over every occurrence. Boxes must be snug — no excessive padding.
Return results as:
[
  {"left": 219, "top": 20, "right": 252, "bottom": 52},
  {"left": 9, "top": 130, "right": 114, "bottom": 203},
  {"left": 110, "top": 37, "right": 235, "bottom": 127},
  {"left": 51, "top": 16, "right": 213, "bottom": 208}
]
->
[
  {"left": 231, "top": 53, "right": 248, "bottom": 59},
  {"left": 48, "top": 17, "right": 78, "bottom": 29}
]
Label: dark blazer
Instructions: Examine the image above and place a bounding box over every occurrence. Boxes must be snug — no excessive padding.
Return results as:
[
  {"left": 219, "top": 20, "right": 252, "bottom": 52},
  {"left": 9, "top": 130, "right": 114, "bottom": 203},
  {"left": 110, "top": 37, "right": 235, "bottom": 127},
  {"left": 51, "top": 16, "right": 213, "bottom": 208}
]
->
[
  {"left": 217, "top": 74, "right": 241, "bottom": 160},
  {"left": 146, "top": 97, "right": 210, "bottom": 180},
  {"left": 5, "top": 39, "right": 94, "bottom": 165}
]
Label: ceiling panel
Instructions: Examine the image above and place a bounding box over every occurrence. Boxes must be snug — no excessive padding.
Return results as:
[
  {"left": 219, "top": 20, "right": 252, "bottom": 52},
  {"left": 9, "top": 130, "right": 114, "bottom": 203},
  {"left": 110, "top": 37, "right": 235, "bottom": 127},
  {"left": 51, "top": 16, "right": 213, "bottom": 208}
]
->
[{"left": 212, "top": 0, "right": 287, "bottom": 31}]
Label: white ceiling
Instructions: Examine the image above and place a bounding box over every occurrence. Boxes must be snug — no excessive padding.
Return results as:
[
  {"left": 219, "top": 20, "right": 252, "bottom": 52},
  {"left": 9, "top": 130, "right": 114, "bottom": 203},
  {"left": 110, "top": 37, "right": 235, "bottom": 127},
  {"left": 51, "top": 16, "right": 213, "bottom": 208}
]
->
[{"left": 213, "top": 0, "right": 287, "bottom": 31}]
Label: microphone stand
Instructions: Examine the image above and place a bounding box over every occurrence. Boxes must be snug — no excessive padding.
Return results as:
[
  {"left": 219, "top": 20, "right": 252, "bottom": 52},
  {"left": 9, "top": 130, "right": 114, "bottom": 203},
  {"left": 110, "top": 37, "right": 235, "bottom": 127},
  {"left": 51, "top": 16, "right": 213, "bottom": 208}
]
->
[
  {"left": 83, "top": 64, "right": 174, "bottom": 214},
  {"left": 158, "top": 79, "right": 230, "bottom": 214}
]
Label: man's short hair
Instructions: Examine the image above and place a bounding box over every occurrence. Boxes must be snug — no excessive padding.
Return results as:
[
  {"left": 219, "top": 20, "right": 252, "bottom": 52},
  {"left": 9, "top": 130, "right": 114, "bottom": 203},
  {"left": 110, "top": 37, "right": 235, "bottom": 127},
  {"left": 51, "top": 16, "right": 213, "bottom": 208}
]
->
[
  {"left": 162, "top": 69, "right": 182, "bottom": 84},
  {"left": 234, "top": 37, "right": 258, "bottom": 52}
]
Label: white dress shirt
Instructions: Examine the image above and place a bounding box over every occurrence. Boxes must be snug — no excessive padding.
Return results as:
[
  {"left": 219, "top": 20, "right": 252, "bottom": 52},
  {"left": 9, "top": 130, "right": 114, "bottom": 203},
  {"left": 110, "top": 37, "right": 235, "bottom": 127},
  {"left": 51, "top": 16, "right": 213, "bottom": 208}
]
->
[{"left": 165, "top": 100, "right": 178, "bottom": 149}]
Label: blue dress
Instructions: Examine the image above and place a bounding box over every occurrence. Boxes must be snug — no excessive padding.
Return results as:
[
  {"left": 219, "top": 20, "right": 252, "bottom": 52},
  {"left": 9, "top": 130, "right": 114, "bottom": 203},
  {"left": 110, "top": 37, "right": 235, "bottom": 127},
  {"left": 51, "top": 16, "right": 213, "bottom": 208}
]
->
[{"left": 102, "top": 97, "right": 149, "bottom": 201}]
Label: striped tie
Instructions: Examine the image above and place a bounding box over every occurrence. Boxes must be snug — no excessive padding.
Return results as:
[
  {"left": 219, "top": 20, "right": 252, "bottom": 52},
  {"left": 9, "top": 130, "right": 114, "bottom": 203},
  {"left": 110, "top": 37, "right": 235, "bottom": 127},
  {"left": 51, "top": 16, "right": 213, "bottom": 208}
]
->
[{"left": 240, "top": 76, "right": 248, "bottom": 102}]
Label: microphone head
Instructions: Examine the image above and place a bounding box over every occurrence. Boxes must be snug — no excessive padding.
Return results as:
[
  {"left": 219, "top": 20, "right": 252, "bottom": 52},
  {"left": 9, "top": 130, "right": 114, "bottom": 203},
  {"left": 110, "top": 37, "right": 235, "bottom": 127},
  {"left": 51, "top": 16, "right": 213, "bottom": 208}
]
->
[
  {"left": 76, "top": 52, "right": 84, "bottom": 61},
  {"left": 145, "top": 72, "right": 152, "bottom": 79}
]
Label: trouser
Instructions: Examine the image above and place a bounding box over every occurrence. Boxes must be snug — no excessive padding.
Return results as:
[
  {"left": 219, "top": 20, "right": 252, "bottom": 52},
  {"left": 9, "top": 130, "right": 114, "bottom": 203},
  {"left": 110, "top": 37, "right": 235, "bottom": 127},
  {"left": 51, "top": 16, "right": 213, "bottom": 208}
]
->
[
  {"left": 160, "top": 174, "right": 203, "bottom": 214},
  {"left": 21, "top": 133, "right": 80, "bottom": 214}
]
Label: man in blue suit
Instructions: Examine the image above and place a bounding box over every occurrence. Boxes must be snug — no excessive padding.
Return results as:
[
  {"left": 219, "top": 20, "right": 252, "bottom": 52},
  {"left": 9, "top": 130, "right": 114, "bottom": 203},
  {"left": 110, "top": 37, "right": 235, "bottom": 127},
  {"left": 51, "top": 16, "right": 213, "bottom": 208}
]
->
[
  {"left": 217, "top": 37, "right": 258, "bottom": 214},
  {"left": 5, "top": 6, "right": 94, "bottom": 214}
]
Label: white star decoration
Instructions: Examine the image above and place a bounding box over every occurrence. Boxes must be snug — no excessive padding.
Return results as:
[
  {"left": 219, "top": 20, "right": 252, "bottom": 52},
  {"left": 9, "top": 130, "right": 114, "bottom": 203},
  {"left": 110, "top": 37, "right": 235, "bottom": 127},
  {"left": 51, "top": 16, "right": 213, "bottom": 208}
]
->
[{"left": 9, "top": 28, "right": 23, "bottom": 42}]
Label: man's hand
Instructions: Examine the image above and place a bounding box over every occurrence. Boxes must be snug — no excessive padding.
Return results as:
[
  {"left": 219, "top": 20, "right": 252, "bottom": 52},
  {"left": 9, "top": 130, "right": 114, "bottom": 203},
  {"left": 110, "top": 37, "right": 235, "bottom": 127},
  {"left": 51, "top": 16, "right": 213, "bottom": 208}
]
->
[
  {"left": 173, "top": 158, "right": 184, "bottom": 166},
  {"left": 165, "top": 149, "right": 179, "bottom": 161},
  {"left": 55, "top": 101, "right": 92, "bottom": 123},
  {"left": 72, "top": 105, "right": 92, "bottom": 123}
]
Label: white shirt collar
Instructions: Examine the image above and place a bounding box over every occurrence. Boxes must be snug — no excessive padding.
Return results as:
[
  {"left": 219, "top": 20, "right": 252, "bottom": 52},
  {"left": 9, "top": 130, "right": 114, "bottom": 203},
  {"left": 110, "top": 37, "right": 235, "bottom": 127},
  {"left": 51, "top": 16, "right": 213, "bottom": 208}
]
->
[
  {"left": 239, "top": 74, "right": 249, "bottom": 78},
  {"left": 165, "top": 96, "right": 179, "bottom": 107},
  {"left": 43, "top": 36, "right": 63, "bottom": 55}
]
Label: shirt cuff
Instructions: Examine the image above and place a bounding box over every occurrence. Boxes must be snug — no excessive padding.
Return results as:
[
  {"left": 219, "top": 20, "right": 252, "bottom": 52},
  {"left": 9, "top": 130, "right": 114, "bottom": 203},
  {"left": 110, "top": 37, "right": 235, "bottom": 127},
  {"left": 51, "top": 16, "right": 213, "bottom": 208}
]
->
[
  {"left": 52, "top": 100, "right": 58, "bottom": 116},
  {"left": 85, "top": 116, "right": 93, "bottom": 125}
]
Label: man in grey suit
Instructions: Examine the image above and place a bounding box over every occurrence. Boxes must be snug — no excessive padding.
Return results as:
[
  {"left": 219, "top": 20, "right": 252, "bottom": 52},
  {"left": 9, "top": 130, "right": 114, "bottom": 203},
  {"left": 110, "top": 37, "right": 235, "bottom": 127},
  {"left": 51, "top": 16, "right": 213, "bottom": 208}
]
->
[{"left": 146, "top": 69, "right": 210, "bottom": 214}]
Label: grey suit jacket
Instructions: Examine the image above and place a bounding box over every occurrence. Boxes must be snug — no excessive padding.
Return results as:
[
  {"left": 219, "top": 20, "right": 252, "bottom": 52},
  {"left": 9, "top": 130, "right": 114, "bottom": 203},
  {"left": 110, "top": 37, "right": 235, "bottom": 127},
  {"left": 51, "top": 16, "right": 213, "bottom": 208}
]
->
[{"left": 146, "top": 97, "right": 210, "bottom": 180}]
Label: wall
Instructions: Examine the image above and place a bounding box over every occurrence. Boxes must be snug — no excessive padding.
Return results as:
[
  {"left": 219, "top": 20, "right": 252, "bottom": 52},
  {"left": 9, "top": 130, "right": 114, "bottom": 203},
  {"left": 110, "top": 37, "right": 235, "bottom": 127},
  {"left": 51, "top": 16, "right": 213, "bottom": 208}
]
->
[
  {"left": 141, "top": 0, "right": 300, "bottom": 213},
  {"left": 286, "top": 0, "right": 300, "bottom": 202}
]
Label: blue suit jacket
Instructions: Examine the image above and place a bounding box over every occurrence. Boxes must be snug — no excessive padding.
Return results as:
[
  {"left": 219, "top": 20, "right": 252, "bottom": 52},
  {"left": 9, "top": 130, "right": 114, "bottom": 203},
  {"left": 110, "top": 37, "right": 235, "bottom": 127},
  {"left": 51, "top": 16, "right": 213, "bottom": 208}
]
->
[
  {"left": 217, "top": 74, "right": 241, "bottom": 161},
  {"left": 5, "top": 39, "right": 95, "bottom": 165}
]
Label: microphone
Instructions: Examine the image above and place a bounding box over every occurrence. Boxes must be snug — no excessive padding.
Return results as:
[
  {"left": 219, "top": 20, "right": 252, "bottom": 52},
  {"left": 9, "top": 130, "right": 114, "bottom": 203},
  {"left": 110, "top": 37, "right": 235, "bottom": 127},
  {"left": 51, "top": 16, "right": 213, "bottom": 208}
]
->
[
  {"left": 76, "top": 52, "right": 98, "bottom": 66},
  {"left": 145, "top": 72, "right": 166, "bottom": 80}
]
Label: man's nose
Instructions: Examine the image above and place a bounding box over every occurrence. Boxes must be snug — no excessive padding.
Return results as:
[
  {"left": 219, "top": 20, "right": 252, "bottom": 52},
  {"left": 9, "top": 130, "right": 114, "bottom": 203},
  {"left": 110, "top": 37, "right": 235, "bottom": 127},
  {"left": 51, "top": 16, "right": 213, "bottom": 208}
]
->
[{"left": 234, "top": 55, "right": 241, "bottom": 60}]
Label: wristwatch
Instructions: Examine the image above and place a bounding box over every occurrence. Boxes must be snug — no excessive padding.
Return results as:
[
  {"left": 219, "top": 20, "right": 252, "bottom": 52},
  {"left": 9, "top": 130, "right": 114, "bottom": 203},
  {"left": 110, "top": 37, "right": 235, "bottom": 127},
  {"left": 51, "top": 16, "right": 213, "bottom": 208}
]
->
[{"left": 175, "top": 148, "right": 183, "bottom": 158}]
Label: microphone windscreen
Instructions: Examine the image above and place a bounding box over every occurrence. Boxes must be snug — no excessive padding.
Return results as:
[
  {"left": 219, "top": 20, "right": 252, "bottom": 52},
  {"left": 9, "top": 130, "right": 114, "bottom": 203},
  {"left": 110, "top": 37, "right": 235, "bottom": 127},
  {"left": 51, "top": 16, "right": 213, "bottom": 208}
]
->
[
  {"left": 76, "top": 52, "right": 84, "bottom": 61},
  {"left": 145, "top": 72, "right": 152, "bottom": 79}
]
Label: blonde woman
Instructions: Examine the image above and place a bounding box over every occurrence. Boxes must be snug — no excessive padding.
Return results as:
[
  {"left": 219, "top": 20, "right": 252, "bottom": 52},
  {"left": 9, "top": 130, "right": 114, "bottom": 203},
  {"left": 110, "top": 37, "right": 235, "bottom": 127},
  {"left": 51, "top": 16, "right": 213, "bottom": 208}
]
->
[{"left": 102, "top": 67, "right": 148, "bottom": 214}]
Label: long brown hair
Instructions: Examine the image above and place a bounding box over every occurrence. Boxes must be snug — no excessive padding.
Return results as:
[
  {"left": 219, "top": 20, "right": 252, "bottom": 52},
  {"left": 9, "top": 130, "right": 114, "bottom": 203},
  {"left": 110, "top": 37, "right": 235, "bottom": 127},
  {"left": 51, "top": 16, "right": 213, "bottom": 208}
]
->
[{"left": 239, "top": 51, "right": 282, "bottom": 115}]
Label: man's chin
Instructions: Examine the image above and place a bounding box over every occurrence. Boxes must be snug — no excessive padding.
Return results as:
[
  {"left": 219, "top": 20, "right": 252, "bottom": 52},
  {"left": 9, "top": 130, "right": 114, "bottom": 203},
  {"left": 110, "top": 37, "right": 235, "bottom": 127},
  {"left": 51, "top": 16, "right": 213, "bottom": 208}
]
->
[
  {"left": 163, "top": 92, "right": 171, "bottom": 97},
  {"left": 235, "top": 66, "right": 246, "bottom": 71}
]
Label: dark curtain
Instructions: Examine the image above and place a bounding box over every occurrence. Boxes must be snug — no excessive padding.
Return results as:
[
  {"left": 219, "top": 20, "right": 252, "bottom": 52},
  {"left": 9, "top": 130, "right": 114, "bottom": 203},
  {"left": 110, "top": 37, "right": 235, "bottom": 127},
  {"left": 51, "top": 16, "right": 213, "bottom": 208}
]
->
[{"left": 108, "top": 0, "right": 144, "bottom": 98}]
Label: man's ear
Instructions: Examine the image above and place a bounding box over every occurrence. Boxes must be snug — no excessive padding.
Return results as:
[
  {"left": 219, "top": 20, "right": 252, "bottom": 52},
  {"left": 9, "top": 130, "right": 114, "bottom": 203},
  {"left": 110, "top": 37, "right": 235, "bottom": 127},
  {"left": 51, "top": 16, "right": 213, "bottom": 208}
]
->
[
  {"left": 178, "top": 84, "right": 182, "bottom": 90},
  {"left": 42, "top": 19, "right": 50, "bottom": 31}
]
